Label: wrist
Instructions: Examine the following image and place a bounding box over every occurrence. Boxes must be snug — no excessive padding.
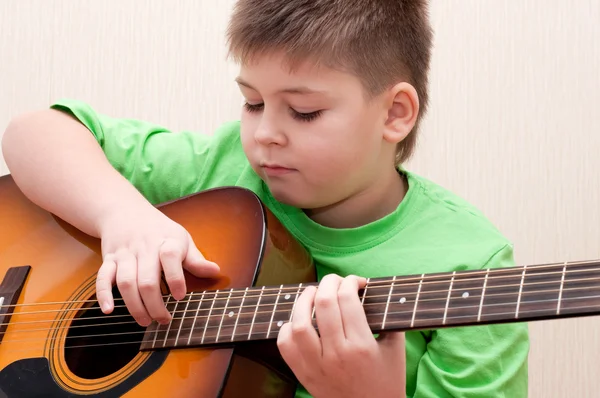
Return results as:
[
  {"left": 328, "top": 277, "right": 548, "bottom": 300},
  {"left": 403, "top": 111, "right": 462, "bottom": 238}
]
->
[{"left": 94, "top": 199, "right": 157, "bottom": 237}]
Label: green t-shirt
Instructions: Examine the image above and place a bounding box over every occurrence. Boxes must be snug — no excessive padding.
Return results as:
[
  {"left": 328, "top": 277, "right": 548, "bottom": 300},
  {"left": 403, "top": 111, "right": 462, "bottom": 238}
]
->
[{"left": 51, "top": 99, "right": 529, "bottom": 398}]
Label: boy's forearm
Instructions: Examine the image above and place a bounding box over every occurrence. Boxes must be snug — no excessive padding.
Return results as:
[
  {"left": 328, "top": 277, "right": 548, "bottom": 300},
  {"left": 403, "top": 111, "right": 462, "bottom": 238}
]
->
[{"left": 1, "top": 109, "right": 154, "bottom": 238}]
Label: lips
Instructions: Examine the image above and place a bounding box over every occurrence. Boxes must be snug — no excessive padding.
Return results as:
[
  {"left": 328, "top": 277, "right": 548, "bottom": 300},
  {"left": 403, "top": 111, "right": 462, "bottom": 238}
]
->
[{"left": 260, "top": 163, "right": 295, "bottom": 176}]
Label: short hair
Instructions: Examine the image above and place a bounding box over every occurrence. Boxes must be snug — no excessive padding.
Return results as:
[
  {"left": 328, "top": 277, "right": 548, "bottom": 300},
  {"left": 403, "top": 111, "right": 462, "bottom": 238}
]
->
[{"left": 226, "top": 0, "right": 434, "bottom": 165}]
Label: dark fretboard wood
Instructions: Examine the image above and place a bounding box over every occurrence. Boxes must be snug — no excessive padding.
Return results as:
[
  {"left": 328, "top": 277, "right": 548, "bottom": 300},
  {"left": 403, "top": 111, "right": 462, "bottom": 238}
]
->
[
  {"left": 140, "top": 260, "right": 600, "bottom": 351},
  {"left": 0, "top": 266, "right": 31, "bottom": 344}
]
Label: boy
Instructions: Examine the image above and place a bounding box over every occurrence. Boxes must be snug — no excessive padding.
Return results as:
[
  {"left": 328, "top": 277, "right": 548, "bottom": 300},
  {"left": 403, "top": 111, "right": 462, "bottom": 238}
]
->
[{"left": 1, "top": 0, "right": 529, "bottom": 397}]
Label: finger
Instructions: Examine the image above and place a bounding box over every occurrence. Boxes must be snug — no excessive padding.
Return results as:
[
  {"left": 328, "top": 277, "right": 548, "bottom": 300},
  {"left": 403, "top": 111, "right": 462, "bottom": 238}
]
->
[
  {"left": 96, "top": 258, "right": 117, "bottom": 314},
  {"left": 182, "top": 234, "right": 220, "bottom": 278},
  {"left": 137, "top": 250, "right": 172, "bottom": 324},
  {"left": 159, "top": 239, "right": 187, "bottom": 300},
  {"left": 337, "top": 275, "right": 373, "bottom": 341},
  {"left": 314, "top": 274, "right": 345, "bottom": 350},
  {"left": 290, "top": 285, "right": 322, "bottom": 360},
  {"left": 115, "top": 251, "right": 151, "bottom": 326},
  {"left": 277, "top": 322, "right": 302, "bottom": 369}
]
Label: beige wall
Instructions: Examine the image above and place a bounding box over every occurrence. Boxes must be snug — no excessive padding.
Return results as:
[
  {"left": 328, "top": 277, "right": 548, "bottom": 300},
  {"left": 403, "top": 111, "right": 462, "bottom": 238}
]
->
[{"left": 1, "top": 1, "right": 599, "bottom": 396}]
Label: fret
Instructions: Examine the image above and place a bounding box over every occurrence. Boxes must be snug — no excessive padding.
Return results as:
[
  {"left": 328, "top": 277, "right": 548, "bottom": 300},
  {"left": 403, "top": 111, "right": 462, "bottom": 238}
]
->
[
  {"left": 276, "top": 287, "right": 298, "bottom": 330},
  {"left": 191, "top": 290, "right": 218, "bottom": 346},
  {"left": 515, "top": 265, "right": 528, "bottom": 318},
  {"left": 441, "top": 270, "right": 485, "bottom": 327},
  {"left": 363, "top": 277, "right": 400, "bottom": 331},
  {"left": 557, "top": 262, "right": 567, "bottom": 315},
  {"left": 361, "top": 278, "right": 370, "bottom": 305},
  {"left": 201, "top": 290, "right": 219, "bottom": 344},
  {"left": 136, "top": 260, "right": 600, "bottom": 351},
  {"left": 230, "top": 288, "right": 249, "bottom": 342},
  {"left": 516, "top": 263, "right": 562, "bottom": 320},
  {"left": 443, "top": 272, "right": 456, "bottom": 325},
  {"left": 558, "top": 261, "right": 600, "bottom": 316},
  {"left": 162, "top": 297, "right": 180, "bottom": 348},
  {"left": 210, "top": 286, "right": 265, "bottom": 343},
  {"left": 215, "top": 289, "right": 234, "bottom": 343},
  {"left": 266, "top": 285, "right": 284, "bottom": 338},
  {"left": 289, "top": 283, "right": 303, "bottom": 322},
  {"left": 247, "top": 286, "right": 265, "bottom": 340},
  {"left": 187, "top": 291, "right": 205, "bottom": 345},
  {"left": 246, "top": 285, "right": 280, "bottom": 340},
  {"left": 151, "top": 295, "right": 171, "bottom": 349},
  {"left": 477, "top": 267, "right": 524, "bottom": 323},
  {"left": 174, "top": 293, "right": 194, "bottom": 346},
  {"left": 410, "top": 274, "right": 424, "bottom": 328},
  {"left": 381, "top": 276, "right": 396, "bottom": 329},
  {"left": 211, "top": 288, "right": 248, "bottom": 343},
  {"left": 399, "top": 272, "right": 452, "bottom": 329},
  {"left": 477, "top": 269, "right": 490, "bottom": 322}
]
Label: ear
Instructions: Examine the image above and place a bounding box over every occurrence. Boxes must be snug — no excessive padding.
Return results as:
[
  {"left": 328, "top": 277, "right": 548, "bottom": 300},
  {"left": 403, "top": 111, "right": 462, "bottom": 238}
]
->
[{"left": 383, "top": 82, "right": 419, "bottom": 144}]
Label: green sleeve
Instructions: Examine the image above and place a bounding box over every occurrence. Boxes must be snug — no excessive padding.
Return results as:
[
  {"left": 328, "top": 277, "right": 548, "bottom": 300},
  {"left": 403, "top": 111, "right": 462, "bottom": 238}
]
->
[
  {"left": 50, "top": 99, "right": 246, "bottom": 205},
  {"left": 412, "top": 244, "right": 529, "bottom": 398}
]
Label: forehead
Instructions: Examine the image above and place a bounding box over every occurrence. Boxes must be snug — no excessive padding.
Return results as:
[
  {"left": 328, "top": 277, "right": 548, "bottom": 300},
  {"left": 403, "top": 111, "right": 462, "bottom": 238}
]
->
[{"left": 236, "top": 52, "right": 363, "bottom": 95}]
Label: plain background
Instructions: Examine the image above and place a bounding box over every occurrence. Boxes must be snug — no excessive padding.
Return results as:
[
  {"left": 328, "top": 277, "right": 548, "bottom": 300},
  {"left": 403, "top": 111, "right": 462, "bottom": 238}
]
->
[{"left": 1, "top": 1, "right": 599, "bottom": 396}]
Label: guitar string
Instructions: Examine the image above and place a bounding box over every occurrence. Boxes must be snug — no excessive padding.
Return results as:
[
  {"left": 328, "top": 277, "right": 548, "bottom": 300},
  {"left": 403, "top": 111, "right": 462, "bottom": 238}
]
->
[
  {"left": 1, "top": 259, "right": 596, "bottom": 309},
  {"left": 1, "top": 268, "right": 599, "bottom": 327},
  {"left": 1, "top": 280, "right": 597, "bottom": 335},
  {"left": 1, "top": 268, "right": 595, "bottom": 322},
  {"left": 0, "top": 276, "right": 581, "bottom": 332},
  {"left": 1, "top": 295, "right": 598, "bottom": 351},
  {"left": 1, "top": 259, "right": 596, "bottom": 314}
]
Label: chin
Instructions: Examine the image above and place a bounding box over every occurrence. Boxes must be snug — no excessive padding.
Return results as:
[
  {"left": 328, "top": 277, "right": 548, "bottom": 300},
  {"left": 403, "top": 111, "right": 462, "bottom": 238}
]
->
[
  {"left": 269, "top": 189, "right": 306, "bottom": 208},
  {"left": 266, "top": 184, "right": 318, "bottom": 209}
]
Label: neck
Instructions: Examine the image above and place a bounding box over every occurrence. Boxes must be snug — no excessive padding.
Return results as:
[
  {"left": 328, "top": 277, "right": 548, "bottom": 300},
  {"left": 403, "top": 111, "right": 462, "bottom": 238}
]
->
[
  {"left": 140, "top": 259, "right": 600, "bottom": 352},
  {"left": 306, "top": 167, "right": 407, "bottom": 228}
]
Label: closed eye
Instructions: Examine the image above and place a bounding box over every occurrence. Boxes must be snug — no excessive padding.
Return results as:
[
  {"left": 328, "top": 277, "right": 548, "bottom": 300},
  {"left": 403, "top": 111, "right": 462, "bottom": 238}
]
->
[
  {"left": 243, "top": 102, "right": 322, "bottom": 123},
  {"left": 291, "top": 109, "right": 322, "bottom": 122},
  {"left": 243, "top": 102, "right": 264, "bottom": 113}
]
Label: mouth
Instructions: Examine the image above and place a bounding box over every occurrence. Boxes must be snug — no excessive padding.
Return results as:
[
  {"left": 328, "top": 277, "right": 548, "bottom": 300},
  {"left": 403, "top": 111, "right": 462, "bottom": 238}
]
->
[{"left": 260, "top": 163, "right": 296, "bottom": 176}]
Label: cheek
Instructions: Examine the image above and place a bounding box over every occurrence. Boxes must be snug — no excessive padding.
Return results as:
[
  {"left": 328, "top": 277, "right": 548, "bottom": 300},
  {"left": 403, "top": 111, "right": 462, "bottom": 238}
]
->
[
  {"left": 297, "top": 118, "right": 372, "bottom": 178},
  {"left": 240, "top": 116, "right": 257, "bottom": 152}
]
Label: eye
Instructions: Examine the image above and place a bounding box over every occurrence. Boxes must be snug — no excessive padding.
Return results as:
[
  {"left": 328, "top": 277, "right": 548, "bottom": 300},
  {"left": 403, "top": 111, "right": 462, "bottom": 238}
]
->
[
  {"left": 244, "top": 102, "right": 322, "bottom": 123},
  {"left": 243, "top": 102, "right": 264, "bottom": 113},
  {"left": 291, "top": 109, "right": 322, "bottom": 122}
]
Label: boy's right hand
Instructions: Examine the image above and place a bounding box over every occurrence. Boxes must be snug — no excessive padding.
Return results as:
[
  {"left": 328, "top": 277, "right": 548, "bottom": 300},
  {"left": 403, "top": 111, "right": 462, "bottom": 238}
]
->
[{"left": 95, "top": 206, "right": 220, "bottom": 327}]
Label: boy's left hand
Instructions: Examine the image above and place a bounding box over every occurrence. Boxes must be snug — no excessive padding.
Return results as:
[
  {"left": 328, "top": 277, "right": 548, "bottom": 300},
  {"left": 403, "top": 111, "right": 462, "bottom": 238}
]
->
[{"left": 277, "top": 274, "right": 406, "bottom": 398}]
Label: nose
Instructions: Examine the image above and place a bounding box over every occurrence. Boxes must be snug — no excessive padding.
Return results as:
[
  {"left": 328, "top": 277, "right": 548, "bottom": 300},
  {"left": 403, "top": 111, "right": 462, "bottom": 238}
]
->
[{"left": 254, "top": 113, "right": 287, "bottom": 146}]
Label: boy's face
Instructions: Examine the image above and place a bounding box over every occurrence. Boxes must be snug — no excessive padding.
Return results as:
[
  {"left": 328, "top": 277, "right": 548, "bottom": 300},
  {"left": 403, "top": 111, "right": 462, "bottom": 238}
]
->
[{"left": 236, "top": 52, "right": 405, "bottom": 210}]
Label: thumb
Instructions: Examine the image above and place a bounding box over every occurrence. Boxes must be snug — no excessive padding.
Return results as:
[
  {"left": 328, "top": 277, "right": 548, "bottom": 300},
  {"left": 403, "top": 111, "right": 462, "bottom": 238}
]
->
[
  {"left": 182, "top": 234, "right": 220, "bottom": 278},
  {"left": 377, "top": 331, "right": 405, "bottom": 348}
]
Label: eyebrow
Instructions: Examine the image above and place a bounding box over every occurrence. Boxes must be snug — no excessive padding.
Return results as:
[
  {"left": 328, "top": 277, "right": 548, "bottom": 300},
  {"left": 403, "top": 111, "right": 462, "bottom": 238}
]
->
[{"left": 235, "top": 77, "right": 327, "bottom": 95}]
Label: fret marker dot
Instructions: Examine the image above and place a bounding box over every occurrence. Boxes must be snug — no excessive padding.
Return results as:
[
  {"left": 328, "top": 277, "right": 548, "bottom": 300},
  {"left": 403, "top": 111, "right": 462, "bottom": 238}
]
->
[
  {"left": 285, "top": 294, "right": 291, "bottom": 300},
  {"left": 228, "top": 311, "right": 234, "bottom": 317},
  {"left": 399, "top": 297, "right": 406, "bottom": 304},
  {"left": 277, "top": 321, "right": 283, "bottom": 327},
  {"left": 462, "top": 292, "right": 469, "bottom": 298}
]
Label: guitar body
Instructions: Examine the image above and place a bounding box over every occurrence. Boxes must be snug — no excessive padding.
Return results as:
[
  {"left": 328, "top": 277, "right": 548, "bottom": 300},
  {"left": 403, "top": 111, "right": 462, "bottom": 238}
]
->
[{"left": 0, "top": 175, "right": 315, "bottom": 397}]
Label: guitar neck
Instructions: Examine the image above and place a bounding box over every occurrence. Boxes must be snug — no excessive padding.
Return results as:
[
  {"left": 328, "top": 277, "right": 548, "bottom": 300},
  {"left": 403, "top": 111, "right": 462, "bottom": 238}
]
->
[{"left": 140, "top": 259, "right": 600, "bottom": 351}]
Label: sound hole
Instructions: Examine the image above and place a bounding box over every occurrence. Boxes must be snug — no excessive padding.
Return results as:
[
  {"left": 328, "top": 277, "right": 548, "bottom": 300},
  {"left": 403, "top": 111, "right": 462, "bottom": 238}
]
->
[{"left": 64, "top": 286, "right": 145, "bottom": 379}]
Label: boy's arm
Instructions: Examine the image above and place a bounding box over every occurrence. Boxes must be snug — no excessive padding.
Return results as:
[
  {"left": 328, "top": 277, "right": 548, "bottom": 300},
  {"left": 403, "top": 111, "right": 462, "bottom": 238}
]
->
[
  {"left": 2, "top": 107, "right": 153, "bottom": 238},
  {"left": 411, "top": 244, "right": 529, "bottom": 398},
  {"left": 1, "top": 100, "right": 224, "bottom": 326}
]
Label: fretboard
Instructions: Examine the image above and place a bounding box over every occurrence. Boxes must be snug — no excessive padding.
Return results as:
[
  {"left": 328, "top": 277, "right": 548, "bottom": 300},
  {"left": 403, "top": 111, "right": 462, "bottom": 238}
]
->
[{"left": 140, "top": 260, "right": 600, "bottom": 351}]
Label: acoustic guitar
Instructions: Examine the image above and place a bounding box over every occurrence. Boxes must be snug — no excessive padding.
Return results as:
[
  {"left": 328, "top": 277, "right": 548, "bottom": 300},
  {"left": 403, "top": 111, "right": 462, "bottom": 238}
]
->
[{"left": 0, "top": 174, "right": 598, "bottom": 397}]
